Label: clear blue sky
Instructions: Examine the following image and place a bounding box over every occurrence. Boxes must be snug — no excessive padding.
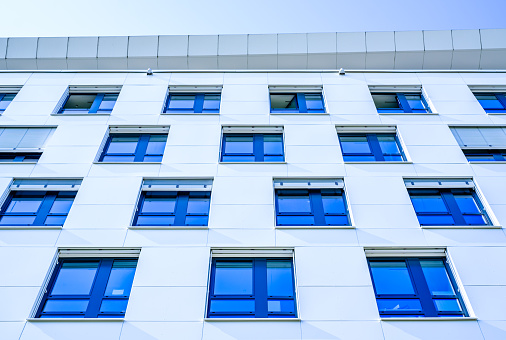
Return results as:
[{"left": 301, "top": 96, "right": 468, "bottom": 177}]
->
[{"left": 2, "top": 0, "right": 506, "bottom": 37}]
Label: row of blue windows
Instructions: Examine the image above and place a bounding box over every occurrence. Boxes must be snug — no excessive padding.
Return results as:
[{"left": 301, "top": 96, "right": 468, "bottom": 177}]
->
[
  {"left": 34, "top": 254, "right": 467, "bottom": 319},
  {"left": 0, "top": 185, "right": 492, "bottom": 228},
  {"left": 3, "top": 90, "right": 505, "bottom": 115}
]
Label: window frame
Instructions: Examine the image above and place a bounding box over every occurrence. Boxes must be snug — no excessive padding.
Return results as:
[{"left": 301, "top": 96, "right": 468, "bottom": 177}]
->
[
  {"left": 35, "top": 257, "right": 138, "bottom": 318},
  {"left": 367, "top": 257, "right": 468, "bottom": 318},
  {"left": 220, "top": 132, "right": 285, "bottom": 163},
  {"left": 0, "top": 152, "right": 42, "bottom": 163},
  {"left": 98, "top": 133, "right": 167, "bottom": 163},
  {"left": 372, "top": 92, "right": 431, "bottom": 114},
  {"left": 0, "top": 93, "right": 17, "bottom": 112},
  {"left": 58, "top": 93, "right": 119, "bottom": 114},
  {"left": 269, "top": 92, "right": 325, "bottom": 114},
  {"left": 164, "top": 92, "right": 221, "bottom": 114},
  {"left": 338, "top": 132, "right": 407, "bottom": 162},
  {"left": 473, "top": 93, "right": 506, "bottom": 113},
  {"left": 207, "top": 257, "right": 297, "bottom": 319}
]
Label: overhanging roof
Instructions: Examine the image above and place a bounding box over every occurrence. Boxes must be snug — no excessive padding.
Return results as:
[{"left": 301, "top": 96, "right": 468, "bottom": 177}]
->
[{"left": 1, "top": 29, "right": 506, "bottom": 71}]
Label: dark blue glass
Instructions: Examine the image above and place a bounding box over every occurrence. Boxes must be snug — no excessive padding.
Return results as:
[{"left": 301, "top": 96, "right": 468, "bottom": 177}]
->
[
  {"left": 102, "top": 155, "right": 136, "bottom": 162},
  {"left": 104, "top": 260, "right": 137, "bottom": 297},
  {"left": 405, "top": 94, "right": 427, "bottom": 111},
  {"left": 305, "top": 94, "right": 324, "bottom": 111},
  {"left": 203, "top": 94, "right": 221, "bottom": 111},
  {"left": 419, "top": 260, "right": 455, "bottom": 295},
  {"left": 168, "top": 94, "right": 195, "bottom": 110},
  {"left": 145, "top": 135, "right": 167, "bottom": 155},
  {"left": 264, "top": 135, "right": 283, "bottom": 155},
  {"left": 268, "top": 300, "right": 295, "bottom": 313},
  {"left": 98, "top": 94, "right": 118, "bottom": 112},
  {"left": 136, "top": 215, "right": 175, "bottom": 225},
  {"left": 378, "top": 135, "right": 402, "bottom": 156},
  {"left": 0, "top": 215, "right": 36, "bottom": 225},
  {"left": 322, "top": 195, "right": 346, "bottom": 214},
  {"left": 475, "top": 94, "right": 504, "bottom": 110},
  {"left": 49, "top": 198, "right": 74, "bottom": 214},
  {"left": 343, "top": 155, "right": 376, "bottom": 161},
  {"left": 185, "top": 215, "right": 209, "bottom": 225},
  {"left": 224, "top": 136, "right": 254, "bottom": 154},
  {"left": 377, "top": 299, "right": 422, "bottom": 313},
  {"left": 277, "top": 215, "right": 315, "bottom": 225},
  {"left": 107, "top": 136, "right": 139, "bottom": 154},
  {"left": 43, "top": 300, "right": 89, "bottom": 313},
  {"left": 44, "top": 215, "right": 68, "bottom": 225},
  {"left": 221, "top": 155, "right": 256, "bottom": 162},
  {"left": 324, "top": 215, "right": 349, "bottom": 225},
  {"left": 187, "top": 197, "right": 210, "bottom": 214},
  {"left": 51, "top": 262, "right": 99, "bottom": 295},
  {"left": 99, "top": 299, "right": 128, "bottom": 313},
  {"left": 462, "top": 215, "right": 486, "bottom": 225},
  {"left": 417, "top": 215, "right": 455, "bottom": 226},
  {"left": 0, "top": 94, "right": 15, "bottom": 110},
  {"left": 277, "top": 193, "right": 311, "bottom": 213},
  {"left": 141, "top": 195, "right": 176, "bottom": 213},
  {"left": 267, "top": 260, "right": 293, "bottom": 297},
  {"left": 210, "top": 300, "right": 255, "bottom": 313},
  {"left": 5, "top": 195, "right": 43, "bottom": 213},
  {"left": 340, "top": 136, "right": 371, "bottom": 154},
  {"left": 410, "top": 195, "right": 448, "bottom": 213},
  {"left": 454, "top": 195, "right": 481, "bottom": 214},
  {"left": 370, "top": 261, "right": 415, "bottom": 295},
  {"left": 434, "top": 299, "right": 462, "bottom": 313},
  {"left": 214, "top": 261, "right": 253, "bottom": 295}
]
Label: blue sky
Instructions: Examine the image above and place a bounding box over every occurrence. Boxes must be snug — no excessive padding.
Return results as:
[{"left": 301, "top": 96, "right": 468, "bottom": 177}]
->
[{"left": 2, "top": 0, "right": 506, "bottom": 37}]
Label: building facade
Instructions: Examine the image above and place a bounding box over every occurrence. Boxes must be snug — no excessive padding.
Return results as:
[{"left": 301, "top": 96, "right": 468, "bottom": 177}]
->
[{"left": 1, "top": 30, "right": 506, "bottom": 339}]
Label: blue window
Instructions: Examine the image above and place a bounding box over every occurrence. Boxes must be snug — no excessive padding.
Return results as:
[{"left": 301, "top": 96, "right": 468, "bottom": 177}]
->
[
  {"left": 0, "top": 93, "right": 16, "bottom": 111},
  {"left": 59, "top": 93, "right": 118, "bottom": 114},
  {"left": 165, "top": 93, "right": 221, "bottom": 113},
  {"left": 208, "top": 258, "right": 296, "bottom": 318},
  {"left": 372, "top": 93, "right": 431, "bottom": 113},
  {"left": 0, "top": 152, "right": 41, "bottom": 162},
  {"left": 133, "top": 191, "right": 210, "bottom": 226},
  {"left": 368, "top": 258, "right": 467, "bottom": 318},
  {"left": 100, "top": 133, "right": 167, "bottom": 162},
  {"left": 275, "top": 189, "right": 350, "bottom": 226},
  {"left": 339, "top": 133, "right": 405, "bottom": 162},
  {"left": 36, "top": 258, "right": 137, "bottom": 318},
  {"left": 221, "top": 133, "right": 284, "bottom": 162},
  {"left": 463, "top": 149, "right": 506, "bottom": 162},
  {"left": 474, "top": 93, "right": 506, "bottom": 113},
  {"left": 409, "top": 188, "right": 490, "bottom": 226},
  {"left": 0, "top": 191, "right": 76, "bottom": 226},
  {"left": 270, "top": 93, "right": 325, "bottom": 113}
]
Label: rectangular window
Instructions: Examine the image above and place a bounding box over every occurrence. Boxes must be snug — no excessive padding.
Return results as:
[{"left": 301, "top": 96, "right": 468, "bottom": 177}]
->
[
  {"left": 0, "top": 178, "right": 80, "bottom": 227},
  {"left": 405, "top": 179, "right": 491, "bottom": 227},
  {"left": 59, "top": 93, "right": 118, "bottom": 114},
  {"left": 221, "top": 132, "right": 284, "bottom": 162},
  {"left": 368, "top": 257, "right": 467, "bottom": 318},
  {"left": 270, "top": 93, "right": 325, "bottom": 113},
  {"left": 0, "top": 93, "right": 16, "bottom": 112},
  {"left": 99, "top": 133, "right": 167, "bottom": 163},
  {"left": 474, "top": 93, "right": 506, "bottom": 113},
  {"left": 275, "top": 188, "right": 349, "bottom": 226},
  {"left": 338, "top": 133, "right": 405, "bottom": 162},
  {"left": 451, "top": 127, "right": 506, "bottom": 162},
  {"left": 0, "top": 152, "right": 41, "bottom": 163},
  {"left": 165, "top": 93, "right": 221, "bottom": 113},
  {"left": 36, "top": 257, "right": 138, "bottom": 318},
  {"left": 372, "top": 93, "right": 431, "bottom": 113},
  {"left": 208, "top": 256, "right": 296, "bottom": 318}
]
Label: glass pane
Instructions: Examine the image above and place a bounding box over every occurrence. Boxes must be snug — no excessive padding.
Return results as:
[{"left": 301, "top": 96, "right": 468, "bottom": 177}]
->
[
  {"left": 203, "top": 94, "right": 221, "bottom": 111},
  {"left": 102, "top": 155, "right": 136, "bottom": 162},
  {"left": 377, "top": 135, "right": 401, "bottom": 155},
  {"left": 136, "top": 215, "right": 175, "bottom": 226},
  {"left": 98, "top": 94, "right": 118, "bottom": 111},
  {"left": 267, "top": 260, "right": 293, "bottom": 297},
  {"left": 224, "top": 135, "right": 254, "bottom": 154},
  {"left": 44, "top": 215, "right": 67, "bottom": 225},
  {"left": 418, "top": 215, "right": 455, "bottom": 226},
  {"left": 454, "top": 194, "right": 481, "bottom": 214},
  {"left": 370, "top": 261, "right": 415, "bottom": 295},
  {"left": 411, "top": 195, "right": 448, "bottom": 213},
  {"left": 142, "top": 155, "right": 163, "bottom": 162},
  {"left": 264, "top": 155, "right": 284, "bottom": 162},
  {"left": 434, "top": 299, "right": 462, "bottom": 313},
  {"left": 51, "top": 262, "right": 99, "bottom": 295},
  {"left": 277, "top": 215, "right": 315, "bottom": 225},
  {"left": 268, "top": 300, "right": 295, "bottom": 313},
  {"left": 100, "top": 299, "right": 128, "bottom": 313},
  {"left": 141, "top": 195, "right": 176, "bottom": 213},
  {"left": 324, "top": 215, "right": 349, "bottom": 225},
  {"left": 0, "top": 215, "right": 36, "bottom": 225},
  {"left": 339, "top": 136, "right": 372, "bottom": 154},
  {"left": 185, "top": 215, "right": 209, "bottom": 226},
  {"left": 463, "top": 214, "right": 487, "bottom": 225},
  {"left": 43, "top": 299, "right": 89, "bottom": 313},
  {"left": 475, "top": 94, "right": 504, "bottom": 110},
  {"left": 305, "top": 94, "right": 324, "bottom": 111},
  {"left": 373, "top": 94, "right": 400, "bottom": 109},
  {"left": 377, "top": 299, "right": 422, "bottom": 313},
  {"left": 420, "top": 260, "right": 455, "bottom": 295},
  {"left": 49, "top": 198, "right": 74, "bottom": 214},
  {"left": 322, "top": 195, "right": 346, "bottom": 214},
  {"left": 145, "top": 135, "right": 167, "bottom": 155},
  {"left": 343, "top": 155, "right": 376, "bottom": 162},
  {"left": 221, "top": 155, "right": 256, "bottom": 162},
  {"left": 278, "top": 194, "right": 311, "bottom": 213},
  {"left": 383, "top": 155, "right": 404, "bottom": 161},
  {"left": 104, "top": 260, "right": 137, "bottom": 297},
  {"left": 209, "top": 300, "right": 255, "bottom": 313},
  {"left": 271, "top": 94, "right": 298, "bottom": 110},
  {"left": 264, "top": 135, "right": 283, "bottom": 155},
  {"left": 464, "top": 153, "right": 496, "bottom": 161},
  {"left": 187, "top": 198, "right": 210, "bottom": 214},
  {"left": 63, "top": 94, "right": 96, "bottom": 110},
  {"left": 5, "top": 195, "right": 43, "bottom": 213},
  {"left": 168, "top": 95, "right": 195, "bottom": 110},
  {"left": 405, "top": 94, "right": 426, "bottom": 110},
  {"left": 213, "top": 261, "right": 253, "bottom": 295},
  {"left": 107, "top": 136, "right": 139, "bottom": 154}
]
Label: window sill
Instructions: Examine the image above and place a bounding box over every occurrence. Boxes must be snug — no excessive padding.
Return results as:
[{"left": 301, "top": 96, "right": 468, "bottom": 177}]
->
[
  {"left": 468, "top": 161, "right": 506, "bottom": 164},
  {"left": 93, "top": 162, "right": 162, "bottom": 165},
  {"left": 421, "top": 225, "right": 502, "bottom": 229},
  {"left": 275, "top": 225, "right": 355, "bottom": 229},
  {"left": 0, "top": 225, "right": 62, "bottom": 230},
  {"left": 128, "top": 226, "right": 208, "bottom": 230},
  {"left": 204, "top": 318, "right": 301, "bottom": 322},
  {"left": 377, "top": 112, "right": 438, "bottom": 115},
  {"left": 344, "top": 161, "right": 413, "bottom": 164},
  {"left": 161, "top": 112, "right": 220, "bottom": 115},
  {"left": 219, "top": 161, "right": 287, "bottom": 164},
  {"left": 270, "top": 112, "right": 328, "bottom": 116},
  {"left": 27, "top": 318, "right": 124, "bottom": 322},
  {"left": 50, "top": 113, "right": 111, "bottom": 116},
  {"left": 0, "top": 162, "right": 38, "bottom": 164},
  {"left": 381, "top": 317, "right": 477, "bottom": 321}
]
